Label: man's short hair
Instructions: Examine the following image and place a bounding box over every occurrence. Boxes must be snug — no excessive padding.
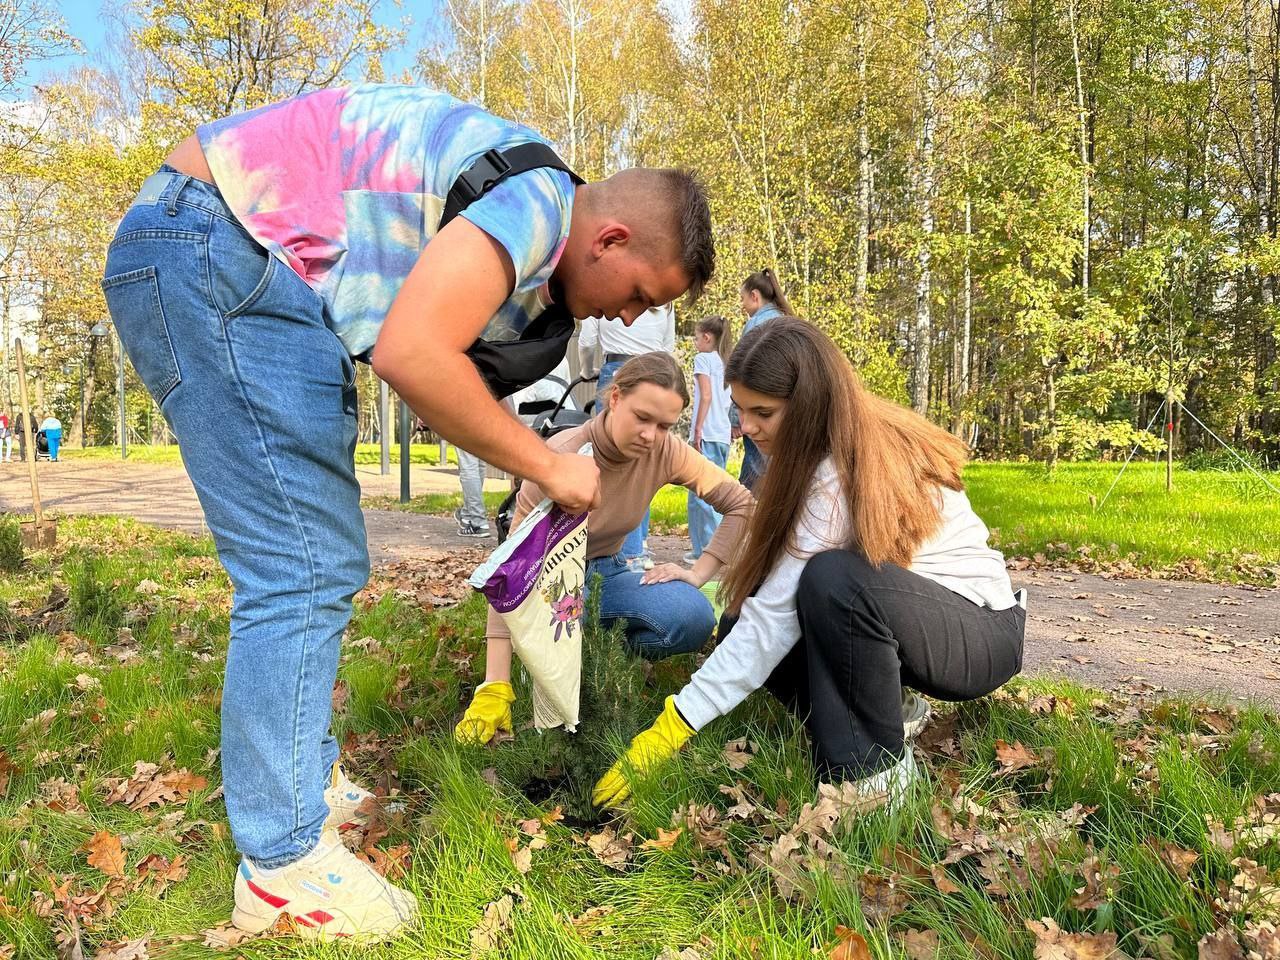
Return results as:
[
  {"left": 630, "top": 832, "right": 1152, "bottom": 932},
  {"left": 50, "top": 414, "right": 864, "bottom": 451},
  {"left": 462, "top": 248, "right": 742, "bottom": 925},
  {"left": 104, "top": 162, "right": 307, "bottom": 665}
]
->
[{"left": 596, "top": 168, "right": 716, "bottom": 303}]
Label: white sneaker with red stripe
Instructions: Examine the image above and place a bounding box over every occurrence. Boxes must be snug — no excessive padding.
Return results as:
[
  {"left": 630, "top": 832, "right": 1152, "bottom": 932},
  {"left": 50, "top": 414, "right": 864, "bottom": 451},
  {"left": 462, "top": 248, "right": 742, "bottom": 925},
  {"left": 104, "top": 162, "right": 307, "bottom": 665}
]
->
[
  {"left": 324, "top": 762, "right": 375, "bottom": 833},
  {"left": 231, "top": 829, "right": 416, "bottom": 942}
]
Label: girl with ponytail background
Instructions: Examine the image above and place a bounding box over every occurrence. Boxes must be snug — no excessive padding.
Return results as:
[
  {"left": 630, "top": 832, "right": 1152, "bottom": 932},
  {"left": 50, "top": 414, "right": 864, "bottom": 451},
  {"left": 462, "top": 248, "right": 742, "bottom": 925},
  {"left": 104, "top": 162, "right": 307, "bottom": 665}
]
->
[{"left": 736, "top": 269, "right": 793, "bottom": 488}]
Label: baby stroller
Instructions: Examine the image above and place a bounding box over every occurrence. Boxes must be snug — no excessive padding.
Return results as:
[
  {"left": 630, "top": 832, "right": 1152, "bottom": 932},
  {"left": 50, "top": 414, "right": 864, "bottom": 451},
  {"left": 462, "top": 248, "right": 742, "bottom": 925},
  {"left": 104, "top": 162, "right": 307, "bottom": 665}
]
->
[
  {"left": 33, "top": 429, "right": 51, "bottom": 461},
  {"left": 495, "top": 373, "right": 597, "bottom": 543}
]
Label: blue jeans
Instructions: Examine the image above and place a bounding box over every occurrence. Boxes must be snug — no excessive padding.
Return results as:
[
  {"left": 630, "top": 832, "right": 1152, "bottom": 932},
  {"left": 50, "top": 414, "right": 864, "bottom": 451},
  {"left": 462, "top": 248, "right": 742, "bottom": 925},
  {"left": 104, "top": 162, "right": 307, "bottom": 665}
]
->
[
  {"left": 598, "top": 358, "right": 649, "bottom": 558},
  {"left": 101, "top": 168, "right": 367, "bottom": 869},
  {"left": 587, "top": 555, "right": 715, "bottom": 659},
  {"left": 687, "top": 440, "right": 729, "bottom": 558},
  {"left": 456, "top": 447, "right": 489, "bottom": 527},
  {"left": 739, "top": 435, "right": 767, "bottom": 491}
]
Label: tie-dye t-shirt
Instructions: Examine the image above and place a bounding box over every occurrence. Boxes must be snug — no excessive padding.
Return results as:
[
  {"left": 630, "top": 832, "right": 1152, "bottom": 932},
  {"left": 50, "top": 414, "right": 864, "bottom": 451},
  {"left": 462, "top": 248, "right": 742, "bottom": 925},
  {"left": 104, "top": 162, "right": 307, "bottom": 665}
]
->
[{"left": 197, "top": 84, "right": 576, "bottom": 358}]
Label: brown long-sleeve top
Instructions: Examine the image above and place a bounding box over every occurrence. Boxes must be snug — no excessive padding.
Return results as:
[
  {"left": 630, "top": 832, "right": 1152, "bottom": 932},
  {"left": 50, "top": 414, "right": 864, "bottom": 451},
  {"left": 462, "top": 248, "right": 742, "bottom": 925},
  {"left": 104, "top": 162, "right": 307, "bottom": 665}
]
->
[{"left": 484, "top": 412, "right": 755, "bottom": 642}]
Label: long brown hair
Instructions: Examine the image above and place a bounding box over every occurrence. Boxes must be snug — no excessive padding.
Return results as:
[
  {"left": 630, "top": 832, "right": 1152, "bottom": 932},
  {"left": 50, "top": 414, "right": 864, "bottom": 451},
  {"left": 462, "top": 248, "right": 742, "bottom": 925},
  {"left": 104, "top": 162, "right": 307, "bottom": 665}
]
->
[
  {"left": 610, "top": 351, "right": 690, "bottom": 407},
  {"left": 695, "top": 314, "right": 735, "bottom": 363},
  {"left": 720, "top": 317, "right": 968, "bottom": 613},
  {"left": 742, "top": 268, "right": 794, "bottom": 316}
]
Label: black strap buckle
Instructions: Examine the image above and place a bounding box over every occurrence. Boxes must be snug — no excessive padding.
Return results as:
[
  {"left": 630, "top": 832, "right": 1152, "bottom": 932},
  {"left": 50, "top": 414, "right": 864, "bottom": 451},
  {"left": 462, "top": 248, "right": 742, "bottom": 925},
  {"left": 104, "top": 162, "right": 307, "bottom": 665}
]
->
[{"left": 453, "top": 149, "right": 512, "bottom": 207}]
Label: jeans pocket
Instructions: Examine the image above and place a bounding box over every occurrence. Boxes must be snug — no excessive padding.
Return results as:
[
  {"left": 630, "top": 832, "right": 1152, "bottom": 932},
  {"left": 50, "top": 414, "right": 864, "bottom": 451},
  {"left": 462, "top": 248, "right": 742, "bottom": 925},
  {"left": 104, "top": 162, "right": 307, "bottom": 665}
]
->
[
  {"left": 221, "top": 248, "right": 276, "bottom": 319},
  {"left": 100, "top": 266, "right": 181, "bottom": 406}
]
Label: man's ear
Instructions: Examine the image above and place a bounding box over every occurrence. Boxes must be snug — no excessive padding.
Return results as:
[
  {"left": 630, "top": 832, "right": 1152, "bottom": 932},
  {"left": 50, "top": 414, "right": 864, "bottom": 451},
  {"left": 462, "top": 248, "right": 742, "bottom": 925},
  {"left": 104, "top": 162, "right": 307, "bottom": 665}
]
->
[{"left": 592, "top": 222, "right": 632, "bottom": 257}]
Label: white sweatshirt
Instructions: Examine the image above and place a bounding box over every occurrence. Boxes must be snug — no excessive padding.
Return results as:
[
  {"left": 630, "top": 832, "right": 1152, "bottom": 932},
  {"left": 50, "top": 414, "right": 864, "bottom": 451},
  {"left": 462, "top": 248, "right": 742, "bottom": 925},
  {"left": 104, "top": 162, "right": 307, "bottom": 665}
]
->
[{"left": 674, "top": 458, "right": 1018, "bottom": 731}]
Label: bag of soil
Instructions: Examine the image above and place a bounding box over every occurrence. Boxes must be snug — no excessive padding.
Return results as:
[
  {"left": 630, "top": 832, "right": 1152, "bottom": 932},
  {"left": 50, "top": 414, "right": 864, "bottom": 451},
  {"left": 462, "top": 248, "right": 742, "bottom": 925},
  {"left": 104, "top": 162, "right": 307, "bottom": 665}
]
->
[{"left": 469, "top": 446, "right": 591, "bottom": 731}]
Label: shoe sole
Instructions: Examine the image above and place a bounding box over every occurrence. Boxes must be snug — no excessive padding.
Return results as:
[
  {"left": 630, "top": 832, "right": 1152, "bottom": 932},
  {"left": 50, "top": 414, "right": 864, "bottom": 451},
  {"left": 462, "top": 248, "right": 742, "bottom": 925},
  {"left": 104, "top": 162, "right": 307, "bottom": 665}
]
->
[
  {"left": 903, "top": 699, "right": 932, "bottom": 741},
  {"left": 231, "top": 904, "right": 403, "bottom": 944}
]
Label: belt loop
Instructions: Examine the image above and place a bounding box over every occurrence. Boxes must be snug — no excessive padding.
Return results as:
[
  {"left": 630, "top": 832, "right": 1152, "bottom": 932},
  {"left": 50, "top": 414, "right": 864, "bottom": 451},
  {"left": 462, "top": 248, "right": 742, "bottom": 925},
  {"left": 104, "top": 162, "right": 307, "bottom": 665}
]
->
[{"left": 165, "top": 175, "right": 191, "bottom": 216}]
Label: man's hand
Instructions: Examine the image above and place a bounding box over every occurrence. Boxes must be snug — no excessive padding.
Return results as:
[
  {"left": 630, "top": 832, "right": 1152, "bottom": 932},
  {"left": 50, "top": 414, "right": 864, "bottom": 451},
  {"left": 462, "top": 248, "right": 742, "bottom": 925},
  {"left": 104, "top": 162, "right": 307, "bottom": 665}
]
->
[
  {"left": 592, "top": 696, "right": 694, "bottom": 808},
  {"left": 691, "top": 429, "right": 702, "bottom": 450},
  {"left": 539, "top": 453, "right": 601, "bottom": 514}
]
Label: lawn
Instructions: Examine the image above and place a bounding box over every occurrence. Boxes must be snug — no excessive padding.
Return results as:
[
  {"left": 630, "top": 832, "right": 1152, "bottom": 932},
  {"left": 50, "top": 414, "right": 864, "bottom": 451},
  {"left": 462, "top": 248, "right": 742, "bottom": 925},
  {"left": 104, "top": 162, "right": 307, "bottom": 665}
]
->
[{"left": 1, "top": 516, "right": 1277, "bottom": 959}]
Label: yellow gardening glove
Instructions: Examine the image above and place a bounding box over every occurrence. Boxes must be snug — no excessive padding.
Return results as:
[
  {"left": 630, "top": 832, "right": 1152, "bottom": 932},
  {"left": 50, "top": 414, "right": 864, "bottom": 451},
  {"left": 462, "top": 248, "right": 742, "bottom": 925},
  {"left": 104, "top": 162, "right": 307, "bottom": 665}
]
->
[
  {"left": 454, "top": 681, "right": 516, "bottom": 745},
  {"left": 592, "top": 696, "right": 695, "bottom": 808}
]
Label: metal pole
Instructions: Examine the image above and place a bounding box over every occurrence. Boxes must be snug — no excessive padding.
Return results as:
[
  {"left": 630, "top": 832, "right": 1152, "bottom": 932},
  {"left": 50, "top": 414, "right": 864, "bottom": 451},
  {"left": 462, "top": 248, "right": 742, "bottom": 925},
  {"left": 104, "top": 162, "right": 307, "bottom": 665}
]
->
[
  {"left": 79, "top": 359, "right": 86, "bottom": 448},
  {"left": 379, "top": 378, "right": 390, "bottom": 475},
  {"left": 117, "top": 331, "right": 127, "bottom": 460},
  {"left": 398, "top": 397, "right": 410, "bottom": 503}
]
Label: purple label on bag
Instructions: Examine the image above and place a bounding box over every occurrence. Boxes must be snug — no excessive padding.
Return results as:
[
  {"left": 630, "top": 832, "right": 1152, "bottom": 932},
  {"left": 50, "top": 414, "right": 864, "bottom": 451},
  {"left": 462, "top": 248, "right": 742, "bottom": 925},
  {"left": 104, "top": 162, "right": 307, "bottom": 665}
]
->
[{"left": 478, "top": 507, "right": 585, "bottom": 613}]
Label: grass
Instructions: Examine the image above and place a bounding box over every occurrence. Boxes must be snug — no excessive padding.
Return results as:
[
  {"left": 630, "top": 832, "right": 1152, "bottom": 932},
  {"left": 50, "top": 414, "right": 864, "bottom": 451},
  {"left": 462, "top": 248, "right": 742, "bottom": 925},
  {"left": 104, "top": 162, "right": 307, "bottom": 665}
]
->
[
  {"left": 964, "top": 461, "right": 1280, "bottom": 582},
  {"left": 1, "top": 516, "right": 1277, "bottom": 959}
]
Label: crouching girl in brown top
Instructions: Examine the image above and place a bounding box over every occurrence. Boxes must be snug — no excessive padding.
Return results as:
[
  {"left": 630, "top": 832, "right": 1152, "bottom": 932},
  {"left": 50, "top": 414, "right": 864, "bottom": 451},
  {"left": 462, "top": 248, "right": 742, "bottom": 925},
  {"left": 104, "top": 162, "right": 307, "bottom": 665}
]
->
[{"left": 457, "top": 352, "right": 754, "bottom": 744}]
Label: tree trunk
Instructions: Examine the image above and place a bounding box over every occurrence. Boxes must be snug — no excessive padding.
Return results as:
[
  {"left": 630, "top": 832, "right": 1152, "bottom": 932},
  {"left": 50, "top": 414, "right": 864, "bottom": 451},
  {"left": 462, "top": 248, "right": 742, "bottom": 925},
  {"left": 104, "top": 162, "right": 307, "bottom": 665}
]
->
[
  {"left": 1068, "top": 0, "right": 1090, "bottom": 294},
  {"left": 912, "top": 0, "right": 939, "bottom": 416},
  {"left": 854, "top": 16, "right": 871, "bottom": 306}
]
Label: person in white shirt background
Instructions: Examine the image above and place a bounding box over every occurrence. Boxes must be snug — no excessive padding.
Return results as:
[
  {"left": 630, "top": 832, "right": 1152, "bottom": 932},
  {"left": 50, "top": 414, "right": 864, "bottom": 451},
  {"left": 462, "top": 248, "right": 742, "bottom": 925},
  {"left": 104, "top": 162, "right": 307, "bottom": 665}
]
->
[
  {"left": 579, "top": 303, "right": 676, "bottom": 563},
  {"left": 594, "top": 316, "right": 1027, "bottom": 810},
  {"left": 685, "top": 315, "right": 735, "bottom": 564}
]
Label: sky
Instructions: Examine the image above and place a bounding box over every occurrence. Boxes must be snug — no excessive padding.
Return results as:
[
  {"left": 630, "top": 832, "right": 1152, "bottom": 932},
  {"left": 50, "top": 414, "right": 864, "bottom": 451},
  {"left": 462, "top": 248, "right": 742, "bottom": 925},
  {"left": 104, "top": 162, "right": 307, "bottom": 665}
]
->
[{"left": 29, "top": 0, "right": 431, "bottom": 87}]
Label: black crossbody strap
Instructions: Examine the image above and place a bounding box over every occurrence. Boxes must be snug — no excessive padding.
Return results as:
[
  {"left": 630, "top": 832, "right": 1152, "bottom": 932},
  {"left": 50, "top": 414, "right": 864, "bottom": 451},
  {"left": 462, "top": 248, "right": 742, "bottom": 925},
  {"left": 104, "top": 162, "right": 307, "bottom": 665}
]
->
[{"left": 440, "top": 142, "right": 583, "bottom": 229}]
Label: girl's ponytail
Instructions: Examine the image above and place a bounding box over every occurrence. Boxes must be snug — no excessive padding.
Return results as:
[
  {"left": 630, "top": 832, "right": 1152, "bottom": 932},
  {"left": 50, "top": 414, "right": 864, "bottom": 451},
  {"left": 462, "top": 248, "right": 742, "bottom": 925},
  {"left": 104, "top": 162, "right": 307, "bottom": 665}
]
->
[
  {"left": 742, "top": 268, "right": 795, "bottom": 316},
  {"left": 696, "top": 314, "right": 735, "bottom": 363}
]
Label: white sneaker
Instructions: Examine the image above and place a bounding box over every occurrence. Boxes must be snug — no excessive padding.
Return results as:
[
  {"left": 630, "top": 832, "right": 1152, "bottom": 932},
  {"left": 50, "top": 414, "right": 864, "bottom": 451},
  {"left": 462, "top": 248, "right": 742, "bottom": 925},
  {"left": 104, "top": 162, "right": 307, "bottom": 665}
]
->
[
  {"left": 826, "top": 751, "right": 921, "bottom": 816},
  {"left": 324, "top": 762, "right": 375, "bottom": 833},
  {"left": 901, "top": 691, "right": 932, "bottom": 741},
  {"left": 231, "top": 829, "right": 416, "bottom": 942}
]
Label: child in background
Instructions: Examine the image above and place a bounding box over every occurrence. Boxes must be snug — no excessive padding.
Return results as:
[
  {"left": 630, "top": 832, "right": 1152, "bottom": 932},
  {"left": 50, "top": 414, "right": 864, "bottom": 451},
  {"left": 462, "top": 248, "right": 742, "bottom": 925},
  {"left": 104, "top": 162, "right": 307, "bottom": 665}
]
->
[{"left": 685, "top": 315, "right": 736, "bottom": 564}]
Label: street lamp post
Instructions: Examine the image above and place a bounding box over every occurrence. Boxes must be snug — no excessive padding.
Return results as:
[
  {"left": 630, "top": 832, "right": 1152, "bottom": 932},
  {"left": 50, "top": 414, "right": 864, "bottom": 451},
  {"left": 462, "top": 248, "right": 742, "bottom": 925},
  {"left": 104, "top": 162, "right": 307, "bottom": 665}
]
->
[{"left": 90, "top": 321, "right": 126, "bottom": 460}]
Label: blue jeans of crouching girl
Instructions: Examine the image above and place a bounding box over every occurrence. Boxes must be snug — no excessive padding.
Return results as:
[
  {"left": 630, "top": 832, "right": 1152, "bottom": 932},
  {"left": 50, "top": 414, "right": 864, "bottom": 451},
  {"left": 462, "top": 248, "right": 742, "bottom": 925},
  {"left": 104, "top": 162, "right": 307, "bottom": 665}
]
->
[
  {"left": 586, "top": 554, "right": 716, "bottom": 659},
  {"left": 101, "top": 168, "right": 366, "bottom": 869}
]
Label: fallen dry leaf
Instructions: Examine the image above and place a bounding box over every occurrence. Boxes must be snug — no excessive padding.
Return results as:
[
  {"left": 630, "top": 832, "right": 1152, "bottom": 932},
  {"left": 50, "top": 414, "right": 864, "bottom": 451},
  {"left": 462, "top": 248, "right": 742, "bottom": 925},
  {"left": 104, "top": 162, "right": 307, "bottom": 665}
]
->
[
  {"left": 1241, "top": 921, "right": 1278, "bottom": 958},
  {"left": 585, "top": 827, "right": 634, "bottom": 869},
  {"left": 723, "top": 738, "right": 756, "bottom": 771},
  {"left": 829, "top": 925, "right": 872, "bottom": 960},
  {"left": 134, "top": 853, "right": 188, "bottom": 895},
  {"left": 641, "top": 827, "right": 684, "bottom": 852},
  {"left": 567, "top": 904, "right": 615, "bottom": 936},
  {"left": 1149, "top": 839, "right": 1199, "bottom": 879},
  {"left": 1197, "top": 928, "right": 1244, "bottom": 960},
  {"left": 201, "top": 923, "right": 256, "bottom": 950},
  {"left": 101, "top": 762, "right": 208, "bottom": 811},
  {"left": 857, "top": 872, "right": 909, "bottom": 924},
  {"left": 657, "top": 948, "right": 703, "bottom": 960},
  {"left": 1025, "top": 917, "right": 1132, "bottom": 959},
  {"left": 84, "top": 831, "right": 126, "bottom": 879},
  {"left": 994, "top": 740, "right": 1042, "bottom": 774},
  {"left": 470, "top": 894, "right": 515, "bottom": 955},
  {"left": 900, "top": 928, "right": 941, "bottom": 960},
  {"left": 1070, "top": 856, "right": 1121, "bottom": 910},
  {"left": 92, "top": 936, "right": 151, "bottom": 960},
  {"left": 506, "top": 837, "right": 533, "bottom": 875}
]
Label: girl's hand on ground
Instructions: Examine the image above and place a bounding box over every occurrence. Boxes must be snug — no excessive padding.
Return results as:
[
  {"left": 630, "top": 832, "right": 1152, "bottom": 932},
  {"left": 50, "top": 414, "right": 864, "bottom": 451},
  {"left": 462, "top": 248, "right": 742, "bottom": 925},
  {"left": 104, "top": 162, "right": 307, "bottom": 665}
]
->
[
  {"left": 593, "top": 696, "right": 695, "bottom": 807},
  {"left": 641, "top": 563, "right": 695, "bottom": 586}
]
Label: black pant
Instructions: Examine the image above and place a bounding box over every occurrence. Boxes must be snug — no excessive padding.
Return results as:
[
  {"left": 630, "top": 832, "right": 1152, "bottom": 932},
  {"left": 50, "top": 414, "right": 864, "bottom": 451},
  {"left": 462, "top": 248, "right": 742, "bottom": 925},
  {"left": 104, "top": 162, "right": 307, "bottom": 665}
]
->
[{"left": 720, "top": 549, "right": 1025, "bottom": 779}]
